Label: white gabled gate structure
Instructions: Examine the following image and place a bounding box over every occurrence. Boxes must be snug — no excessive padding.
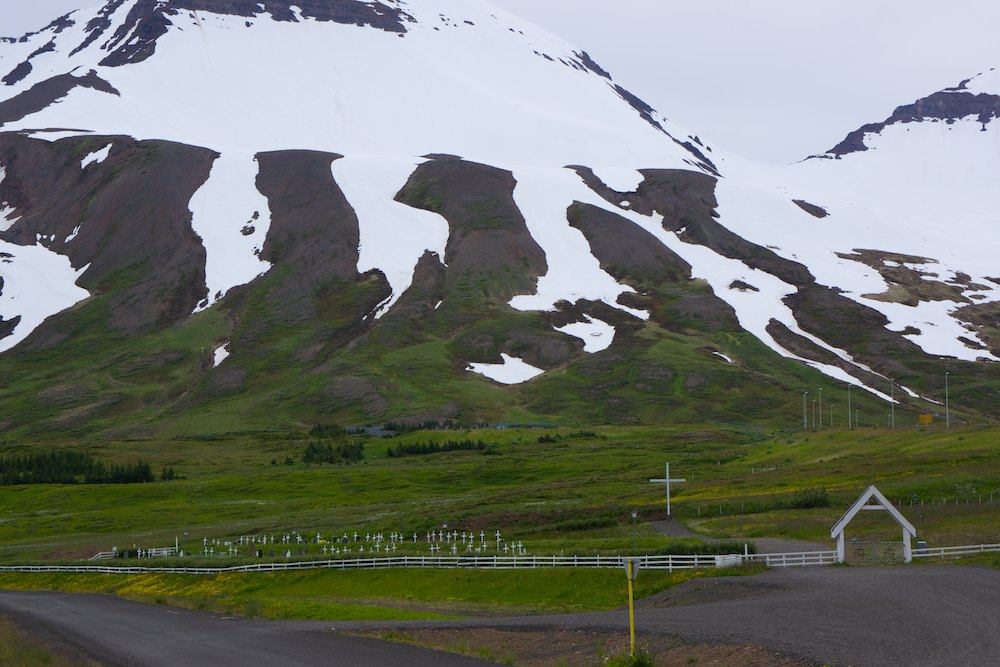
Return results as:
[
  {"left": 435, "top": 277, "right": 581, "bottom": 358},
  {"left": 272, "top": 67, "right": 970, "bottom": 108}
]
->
[{"left": 831, "top": 486, "right": 917, "bottom": 564}]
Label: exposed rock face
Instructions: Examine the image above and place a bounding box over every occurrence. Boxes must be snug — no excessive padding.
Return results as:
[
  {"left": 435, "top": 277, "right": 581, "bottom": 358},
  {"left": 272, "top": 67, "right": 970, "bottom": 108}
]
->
[
  {"left": 793, "top": 200, "right": 828, "bottom": 219},
  {"left": 93, "top": 0, "right": 413, "bottom": 67},
  {"left": 0, "top": 134, "right": 213, "bottom": 340},
  {"left": 824, "top": 86, "right": 1000, "bottom": 157},
  {"left": 255, "top": 149, "right": 387, "bottom": 323},
  {"left": 567, "top": 201, "right": 692, "bottom": 285},
  {"left": 396, "top": 156, "right": 547, "bottom": 300},
  {"left": 0, "top": 71, "right": 119, "bottom": 124},
  {"left": 574, "top": 167, "right": 814, "bottom": 286}
]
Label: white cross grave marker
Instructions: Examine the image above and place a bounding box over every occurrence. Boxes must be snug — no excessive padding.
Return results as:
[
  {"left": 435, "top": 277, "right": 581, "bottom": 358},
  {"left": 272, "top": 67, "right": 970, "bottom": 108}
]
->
[{"left": 649, "top": 463, "right": 686, "bottom": 517}]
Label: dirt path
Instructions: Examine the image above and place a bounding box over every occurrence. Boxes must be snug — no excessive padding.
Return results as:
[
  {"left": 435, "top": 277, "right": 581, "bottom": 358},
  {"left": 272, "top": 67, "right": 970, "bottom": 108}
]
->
[{"left": 650, "top": 518, "right": 832, "bottom": 553}]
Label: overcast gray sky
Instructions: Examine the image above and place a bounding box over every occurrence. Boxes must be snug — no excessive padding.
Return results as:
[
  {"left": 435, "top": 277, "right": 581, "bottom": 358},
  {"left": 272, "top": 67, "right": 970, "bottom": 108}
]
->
[{"left": 4, "top": 0, "right": 999, "bottom": 162}]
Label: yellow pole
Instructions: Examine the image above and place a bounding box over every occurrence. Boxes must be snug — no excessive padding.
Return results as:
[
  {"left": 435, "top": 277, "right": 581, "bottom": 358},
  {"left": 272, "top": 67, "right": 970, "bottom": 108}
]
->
[{"left": 627, "top": 560, "right": 636, "bottom": 657}]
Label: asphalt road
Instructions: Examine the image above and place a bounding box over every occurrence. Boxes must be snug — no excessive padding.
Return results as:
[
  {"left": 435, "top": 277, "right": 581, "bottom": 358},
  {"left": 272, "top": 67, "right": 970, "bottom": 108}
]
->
[
  {"left": 3, "top": 565, "right": 998, "bottom": 666},
  {"left": 338, "top": 565, "right": 1000, "bottom": 666},
  {"left": 0, "top": 591, "right": 492, "bottom": 667}
]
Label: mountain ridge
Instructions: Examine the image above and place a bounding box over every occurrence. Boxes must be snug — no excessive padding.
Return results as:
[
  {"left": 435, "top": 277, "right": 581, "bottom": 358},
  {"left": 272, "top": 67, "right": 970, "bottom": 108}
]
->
[{"left": 0, "top": 0, "right": 997, "bottom": 436}]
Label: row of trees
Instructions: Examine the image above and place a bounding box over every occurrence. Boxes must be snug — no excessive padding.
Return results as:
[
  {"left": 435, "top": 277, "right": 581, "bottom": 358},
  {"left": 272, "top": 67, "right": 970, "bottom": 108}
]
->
[
  {"left": 0, "top": 450, "right": 156, "bottom": 485},
  {"left": 301, "top": 441, "right": 365, "bottom": 465},
  {"left": 386, "top": 438, "right": 492, "bottom": 458}
]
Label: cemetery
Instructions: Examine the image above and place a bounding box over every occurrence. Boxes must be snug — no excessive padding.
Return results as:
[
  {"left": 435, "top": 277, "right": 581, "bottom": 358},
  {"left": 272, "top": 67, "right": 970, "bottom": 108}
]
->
[{"left": 0, "top": 424, "right": 998, "bottom": 630}]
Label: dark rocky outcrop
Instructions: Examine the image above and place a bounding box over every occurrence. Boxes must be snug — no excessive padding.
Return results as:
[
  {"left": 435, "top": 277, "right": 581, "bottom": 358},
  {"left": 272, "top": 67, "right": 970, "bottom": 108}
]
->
[
  {"left": 573, "top": 167, "right": 814, "bottom": 286},
  {"left": 96, "top": 0, "right": 413, "bottom": 67},
  {"left": 254, "top": 149, "right": 391, "bottom": 324},
  {"left": 822, "top": 85, "right": 1000, "bottom": 157},
  {"left": 783, "top": 285, "right": 926, "bottom": 377},
  {"left": 0, "top": 71, "right": 119, "bottom": 125},
  {"left": 396, "top": 156, "right": 547, "bottom": 300},
  {"left": 567, "top": 201, "right": 691, "bottom": 284},
  {"left": 0, "top": 133, "right": 214, "bottom": 340},
  {"left": 793, "top": 200, "right": 828, "bottom": 218}
]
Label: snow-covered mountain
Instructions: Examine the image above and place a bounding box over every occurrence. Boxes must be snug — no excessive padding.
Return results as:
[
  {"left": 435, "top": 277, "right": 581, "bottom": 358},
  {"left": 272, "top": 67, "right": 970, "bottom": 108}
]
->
[{"left": 0, "top": 0, "right": 997, "bottom": 432}]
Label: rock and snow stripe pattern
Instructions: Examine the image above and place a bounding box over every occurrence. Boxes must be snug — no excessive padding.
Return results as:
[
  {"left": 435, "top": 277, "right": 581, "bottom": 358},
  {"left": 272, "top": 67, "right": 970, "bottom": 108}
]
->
[
  {"left": 0, "top": 241, "right": 90, "bottom": 353},
  {"left": 188, "top": 152, "right": 272, "bottom": 311},
  {"left": 0, "top": 166, "right": 20, "bottom": 233},
  {"left": 331, "top": 155, "right": 449, "bottom": 318},
  {"left": 508, "top": 167, "right": 648, "bottom": 321}
]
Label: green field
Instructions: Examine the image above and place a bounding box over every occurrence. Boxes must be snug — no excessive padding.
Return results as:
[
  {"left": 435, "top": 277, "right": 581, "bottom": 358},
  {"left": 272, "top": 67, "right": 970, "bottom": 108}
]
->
[
  {"left": 1, "top": 424, "right": 997, "bottom": 559},
  {"left": 0, "top": 423, "right": 998, "bottom": 620}
]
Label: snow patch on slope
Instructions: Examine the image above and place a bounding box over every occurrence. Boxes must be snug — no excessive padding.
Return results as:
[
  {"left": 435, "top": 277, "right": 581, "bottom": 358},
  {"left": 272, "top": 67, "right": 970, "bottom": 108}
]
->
[
  {"left": 189, "top": 152, "right": 272, "bottom": 310},
  {"left": 561, "top": 169, "right": 896, "bottom": 400},
  {"left": 555, "top": 315, "right": 615, "bottom": 353},
  {"left": 467, "top": 353, "right": 544, "bottom": 384},
  {"left": 712, "top": 126, "right": 1000, "bottom": 362},
  {"left": 80, "top": 143, "right": 112, "bottom": 169},
  {"left": 509, "top": 167, "right": 648, "bottom": 320},
  {"left": 331, "top": 155, "right": 449, "bottom": 318},
  {"left": 0, "top": 166, "right": 20, "bottom": 232},
  {"left": 213, "top": 341, "right": 231, "bottom": 367},
  {"left": 0, "top": 241, "right": 90, "bottom": 353},
  {"left": 0, "top": 3, "right": 696, "bottom": 171}
]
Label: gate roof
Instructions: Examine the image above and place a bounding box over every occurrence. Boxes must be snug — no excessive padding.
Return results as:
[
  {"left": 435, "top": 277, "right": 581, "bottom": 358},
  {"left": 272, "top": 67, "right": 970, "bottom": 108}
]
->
[{"left": 831, "top": 485, "right": 917, "bottom": 539}]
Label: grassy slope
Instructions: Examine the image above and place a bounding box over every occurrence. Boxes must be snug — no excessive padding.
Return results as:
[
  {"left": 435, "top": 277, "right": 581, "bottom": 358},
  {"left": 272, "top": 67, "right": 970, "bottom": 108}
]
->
[
  {"left": 0, "top": 424, "right": 997, "bottom": 621},
  {"left": 0, "top": 567, "right": 745, "bottom": 621},
  {"left": 0, "top": 425, "right": 996, "bottom": 562}
]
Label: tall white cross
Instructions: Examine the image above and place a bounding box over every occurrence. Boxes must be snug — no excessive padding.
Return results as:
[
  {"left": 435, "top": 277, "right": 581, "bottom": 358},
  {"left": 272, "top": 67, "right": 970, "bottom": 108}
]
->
[{"left": 649, "top": 463, "right": 686, "bottom": 517}]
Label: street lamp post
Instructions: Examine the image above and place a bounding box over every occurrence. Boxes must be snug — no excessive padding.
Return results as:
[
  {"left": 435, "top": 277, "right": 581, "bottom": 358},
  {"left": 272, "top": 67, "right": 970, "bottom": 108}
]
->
[
  {"left": 830, "top": 403, "right": 834, "bottom": 429},
  {"left": 631, "top": 511, "right": 638, "bottom": 551},
  {"left": 812, "top": 399, "right": 816, "bottom": 430}
]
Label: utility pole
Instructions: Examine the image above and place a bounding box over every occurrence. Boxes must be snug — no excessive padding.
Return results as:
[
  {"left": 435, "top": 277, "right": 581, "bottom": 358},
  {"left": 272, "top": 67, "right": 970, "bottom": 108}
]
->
[
  {"left": 890, "top": 378, "right": 895, "bottom": 429},
  {"left": 802, "top": 392, "right": 808, "bottom": 430},
  {"left": 819, "top": 388, "right": 823, "bottom": 429},
  {"left": 848, "top": 384, "right": 852, "bottom": 429},
  {"left": 945, "top": 371, "right": 950, "bottom": 429}
]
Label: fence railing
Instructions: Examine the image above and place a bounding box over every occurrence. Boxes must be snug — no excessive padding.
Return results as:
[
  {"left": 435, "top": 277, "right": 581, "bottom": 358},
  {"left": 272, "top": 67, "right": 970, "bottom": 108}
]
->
[
  {"left": 2, "top": 544, "right": 994, "bottom": 576},
  {"left": 912, "top": 543, "right": 1000, "bottom": 559},
  {"left": 88, "top": 551, "right": 115, "bottom": 561},
  {"left": 747, "top": 550, "right": 838, "bottom": 567}
]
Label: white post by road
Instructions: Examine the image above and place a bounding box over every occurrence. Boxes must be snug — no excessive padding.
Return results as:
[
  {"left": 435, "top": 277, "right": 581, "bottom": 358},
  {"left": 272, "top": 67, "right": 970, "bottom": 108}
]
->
[{"left": 650, "top": 463, "right": 686, "bottom": 517}]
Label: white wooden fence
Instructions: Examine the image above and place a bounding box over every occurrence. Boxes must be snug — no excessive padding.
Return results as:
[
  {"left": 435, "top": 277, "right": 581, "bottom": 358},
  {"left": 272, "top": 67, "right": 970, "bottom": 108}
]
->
[
  {"left": 2, "top": 544, "right": 995, "bottom": 576},
  {"left": 911, "top": 543, "right": 1000, "bottom": 560},
  {"left": 746, "top": 550, "right": 838, "bottom": 567}
]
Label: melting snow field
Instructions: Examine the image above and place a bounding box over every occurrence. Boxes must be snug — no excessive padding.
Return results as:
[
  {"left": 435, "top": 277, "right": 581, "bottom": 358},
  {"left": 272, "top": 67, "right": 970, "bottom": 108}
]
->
[
  {"left": 331, "top": 156, "right": 449, "bottom": 318},
  {"left": 80, "top": 143, "right": 113, "bottom": 169},
  {"left": 188, "top": 152, "right": 272, "bottom": 310},
  {"left": 0, "top": 241, "right": 90, "bottom": 353},
  {"left": 467, "top": 353, "right": 545, "bottom": 384},
  {"left": 555, "top": 315, "right": 615, "bottom": 353},
  {"left": 213, "top": 342, "right": 231, "bottom": 367},
  {"left": 509, "top": 168, "right": 648, "bottom": 320},
  {"left": 0, "top": 166, "right": 20, "bottom": 232},
  {"left": 713, "top": 131, "right": 1000, "bottom": 363}
]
